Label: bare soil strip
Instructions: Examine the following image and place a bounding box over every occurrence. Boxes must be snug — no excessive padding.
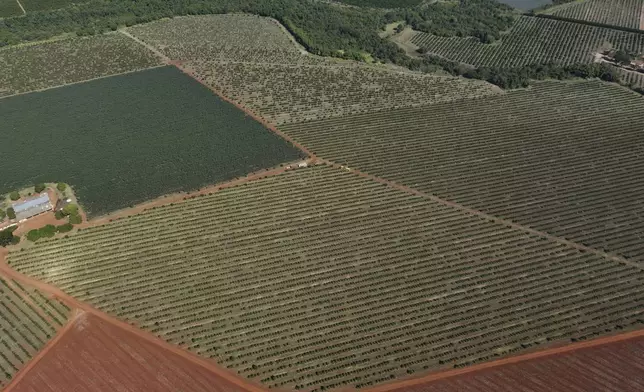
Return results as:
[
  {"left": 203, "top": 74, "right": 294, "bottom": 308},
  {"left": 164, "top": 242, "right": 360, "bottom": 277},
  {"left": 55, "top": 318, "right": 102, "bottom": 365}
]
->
[
  {"left": 3, "top": 310, "right": 80, "bottom": 392},
  {"left": 640, "top": 2, "right": 644, "bottom": 30},
  {"left": 362, "top": 327, "right": 644, "bottom": 392},
  {"left": 0, "top": 250, "right": 271, "bottom": 392}
]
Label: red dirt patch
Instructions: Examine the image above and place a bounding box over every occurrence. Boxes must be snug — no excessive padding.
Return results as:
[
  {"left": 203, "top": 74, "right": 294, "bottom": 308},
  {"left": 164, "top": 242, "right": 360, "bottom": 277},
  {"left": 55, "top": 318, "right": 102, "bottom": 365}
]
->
[
  {"left": 7, "top": 313, "right": 262, "bottom": 392},
  {"left": 364, "top": 329, "right": 644, "bottom": 392}
]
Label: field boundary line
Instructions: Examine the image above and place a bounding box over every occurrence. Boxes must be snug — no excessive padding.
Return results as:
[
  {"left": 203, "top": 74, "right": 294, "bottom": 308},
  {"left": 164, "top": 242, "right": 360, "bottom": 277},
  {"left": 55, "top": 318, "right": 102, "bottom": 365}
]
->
[
  {"left": 119, "top": 29, "right": 171, "bottom": 64},
  {"left": 360, "top": 326, "right": 644, "bottom": 392},
  {"left": 0, "top": 254, "right": 274, "bottom": 392},
  {"left": 328, "top": 162, "right": 644, "bottom": 272},
  {"left": 76, "top": 159, "right": 312, "bottom": 225},
  {"left": 15, "top": 0, "right": 25, "bottom": 15},
  {"left": 119, "top": 29, "right": 316, "bottom": 159},
  {"left": 2, "top": 308, "right": 81, "bottom": 392},
  {"left": 0, "top": 65, "right": 166, "bottom": 101}
]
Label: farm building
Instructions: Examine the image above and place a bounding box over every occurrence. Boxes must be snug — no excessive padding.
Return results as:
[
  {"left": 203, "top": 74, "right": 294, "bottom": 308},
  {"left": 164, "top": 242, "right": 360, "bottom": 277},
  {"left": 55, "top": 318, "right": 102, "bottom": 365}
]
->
[{"left": 12, "top": 193, "right": 53, "bottom": 222}]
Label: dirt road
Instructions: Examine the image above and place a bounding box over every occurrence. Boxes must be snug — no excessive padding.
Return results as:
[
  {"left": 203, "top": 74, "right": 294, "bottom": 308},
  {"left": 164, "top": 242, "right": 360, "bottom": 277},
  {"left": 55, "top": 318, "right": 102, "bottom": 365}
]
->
[{"left": 0, "top": 251, "right": 271, "bottom": 392}]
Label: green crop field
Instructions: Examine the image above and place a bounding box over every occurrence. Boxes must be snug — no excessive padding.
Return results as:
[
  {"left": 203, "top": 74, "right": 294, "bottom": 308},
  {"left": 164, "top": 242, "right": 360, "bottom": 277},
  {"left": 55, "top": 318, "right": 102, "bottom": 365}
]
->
[
  {"left": 199, "top": 62, "right": 500, "bottom": 124},
  {"left": 411, "top": 16, "right": 644, "bottom": 67},
  {"left": 9, "top": 165, "right": 644, "bottom": 391},
  {"left": 0, "top": 33, "right": 162, "bottom": 97},
  {"left": 0, "top": 0, "right": 22, "bottom": 17},
  {"left": 18, "top": 0, "right": 73, "bottom": 12},
  {"left": 543, "top": 0, "right": 644, "bottom": 30},
  {"left": 279, "top": 81, "right": 644, "bottom": 263},
  {"left": 0, "top": 65, "right": 304, "bottom": 217},
  {"left": 0, "top": 277, "right": 69, "bottom": 387},
  {"left": 128, "top": 14, "right": 321, "bottom": 65}
]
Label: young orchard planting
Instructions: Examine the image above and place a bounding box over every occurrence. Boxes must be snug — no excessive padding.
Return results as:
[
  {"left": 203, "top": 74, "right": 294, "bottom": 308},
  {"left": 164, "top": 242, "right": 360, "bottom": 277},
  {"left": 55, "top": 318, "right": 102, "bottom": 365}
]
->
[
  {"left": 411, "top": 16, "right": 644, "bottom": 67},
  {"left": 9, "top": 165, "right": 644, "bottom": 391},
  {"left": 196, "top": 62, "right": 499, "bottom": 124},
  {"left": 543, "top": 0, "right": 644, "bottom": 30},
  {"left": 0, "top": 33, "right": 161, "bottom": 97},
  {"left": 279, "top": 81, "right": 644, "bottom": 263},
  {"left": 127, "top": 14, "right": 319, "bottom": 65},
  {"left": 0, "top": 278, "right": 70, "bottom": 387}
]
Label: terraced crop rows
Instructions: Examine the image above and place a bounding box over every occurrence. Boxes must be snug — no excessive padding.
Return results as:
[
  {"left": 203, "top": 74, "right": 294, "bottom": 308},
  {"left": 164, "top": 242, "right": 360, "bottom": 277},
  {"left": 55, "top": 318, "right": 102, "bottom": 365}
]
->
[
  {"left": 9, "top": 165, "right": 644, "bottom": 391},
  {"left": 0, "top": 277, "right": 70, "bottom": 387},
  {"left": 194, "top": 62, "right": 499, "bottom": 124},
  {"left": 279, "top": 81, "right": 644, "bottom": 263},
  {"left": 620, "top": 69, "right": 644, "bottom": 88},
  {"left": 0, "top": 33, "right": 161, "bottom": 97},
  {"left": 544, "top": 0, "right": 644, "bottom": 30},
  {"left": 127, "top": 14, "right": 320, "bottom": 65},
  {"left": 411, "top": 16, "right": 644, "bottom": 67}
]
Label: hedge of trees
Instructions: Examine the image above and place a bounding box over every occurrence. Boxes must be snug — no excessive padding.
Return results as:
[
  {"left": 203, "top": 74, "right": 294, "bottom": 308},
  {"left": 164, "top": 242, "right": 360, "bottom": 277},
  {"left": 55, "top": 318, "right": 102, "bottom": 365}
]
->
[
  {"left": 385, "top": 0, "right": 516, "bottom": 44},
  {"left": 0, "top": 0, "right": 634, "bottom": 91}
]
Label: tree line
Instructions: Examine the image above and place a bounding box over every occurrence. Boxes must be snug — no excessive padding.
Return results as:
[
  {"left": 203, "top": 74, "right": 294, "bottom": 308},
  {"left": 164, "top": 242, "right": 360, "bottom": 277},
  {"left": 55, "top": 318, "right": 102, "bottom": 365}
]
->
[{"left": 0, "top": 0, "right": 637, "bottom": 92}]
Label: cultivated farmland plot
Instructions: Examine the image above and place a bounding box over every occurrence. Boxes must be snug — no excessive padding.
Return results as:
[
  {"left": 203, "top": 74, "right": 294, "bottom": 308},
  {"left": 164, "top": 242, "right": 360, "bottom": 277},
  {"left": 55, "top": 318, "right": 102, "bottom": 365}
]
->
[
  {"left": 0, "top": 66, "right": 303, "bottom": 217},
  {"left": 279, "top": 81, "right": 644, "bottom": 263},
  {"left": 0, "top": 277, "right": 70, "bottom": 387},
  {"left": 9, "top": 165, "right": 644, "bottom": 391},
  {"left": 0, "top": 0, "right": 22, "bottom": 18},
  {"left": 411, "top": 16, "right": 644, "bottom": 67},
  {"left": 543, "top": 0, "right": 644, "bottom": 30},
  {"left": 195, "top": 62, "right": 500, "bottom": 124},
  {"left": 128, "top": 14, "right": 321, "bottom": 65},
  {"left": 0, "top": 33, "right": 162, "bottom": 97}
]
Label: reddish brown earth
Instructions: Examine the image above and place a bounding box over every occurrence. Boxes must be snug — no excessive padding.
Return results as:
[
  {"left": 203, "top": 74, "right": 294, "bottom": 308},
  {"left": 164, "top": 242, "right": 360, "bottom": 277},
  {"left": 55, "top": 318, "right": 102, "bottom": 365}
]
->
[
  {"left": 6, "top": 313, "right": 262, "bottom": 392},
  {"left": 363, "top": 329, "right": 644, "bottom": 392}
]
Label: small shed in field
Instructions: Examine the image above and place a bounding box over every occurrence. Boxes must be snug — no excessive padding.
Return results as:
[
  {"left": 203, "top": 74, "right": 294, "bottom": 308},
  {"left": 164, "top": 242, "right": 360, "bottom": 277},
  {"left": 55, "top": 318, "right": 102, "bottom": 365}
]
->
[{"left": 12, "top": 193, "right": 53, "bottom": 222}]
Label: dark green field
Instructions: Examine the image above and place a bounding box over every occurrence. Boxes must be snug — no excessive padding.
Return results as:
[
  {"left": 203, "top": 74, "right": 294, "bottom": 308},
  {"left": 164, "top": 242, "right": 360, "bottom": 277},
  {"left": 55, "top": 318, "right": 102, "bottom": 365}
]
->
[
  {"left": 0, "top": 0, "right": 22, "bottom": 17},
  {"left": 0, "top": 66, "right": 304, "bottom": 217},
  {"left": 18, "top": 0, "right": 74, "bottom": 12}
]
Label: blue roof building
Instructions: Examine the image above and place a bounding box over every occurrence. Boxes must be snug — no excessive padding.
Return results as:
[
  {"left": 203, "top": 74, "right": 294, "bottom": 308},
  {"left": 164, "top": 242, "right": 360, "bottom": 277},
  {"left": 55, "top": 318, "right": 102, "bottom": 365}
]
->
[{"left": 12, "top": 193, "right": 53, "bottom": 222}]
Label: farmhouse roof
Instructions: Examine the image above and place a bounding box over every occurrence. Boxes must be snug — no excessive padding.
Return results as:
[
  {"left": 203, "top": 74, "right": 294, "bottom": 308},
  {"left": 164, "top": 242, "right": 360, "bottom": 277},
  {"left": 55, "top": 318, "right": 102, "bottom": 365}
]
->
[
  {"left": 12, "top": 193, "right": 52, "bottom": 221},
  {"left": 368, "top": 330, "right": 644, "bottom": 392}
]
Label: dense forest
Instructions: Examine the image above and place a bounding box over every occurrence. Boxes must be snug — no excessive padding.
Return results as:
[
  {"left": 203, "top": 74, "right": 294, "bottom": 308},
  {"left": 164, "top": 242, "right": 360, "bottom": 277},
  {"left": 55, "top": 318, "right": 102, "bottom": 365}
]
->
[{"left": 386, "top": 0, "right": 516, "bottom": 43}]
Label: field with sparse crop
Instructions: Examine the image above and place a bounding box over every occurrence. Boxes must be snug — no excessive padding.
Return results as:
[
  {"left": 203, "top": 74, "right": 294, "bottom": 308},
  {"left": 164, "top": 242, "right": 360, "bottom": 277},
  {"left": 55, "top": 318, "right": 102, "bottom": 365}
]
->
[
  {"left": 279, "top": 81, "right": 644, "bottom": 263},
  {"left": 0, "top": 33, "right": 161, "bottom": 97},
  {"left": 0, "top": 65, "right": 303, "bottom": 217},
  {"left": 0, "top": 277, "right": 69, "bottom": 387},
  {"left": 411, "top": 16, "right": 644, "bottom": 67},
  {"left": 128, "top": 14, "right": 318, "bottom": 65},
  {"left": 9, "top": 165, "right": 644, "bottom": 391},
  {"left": 543, "top": 0, "right": 644, "bottom": 30},
  {"left": 196, "top": 62, "right": 500, "bottom": 124}
]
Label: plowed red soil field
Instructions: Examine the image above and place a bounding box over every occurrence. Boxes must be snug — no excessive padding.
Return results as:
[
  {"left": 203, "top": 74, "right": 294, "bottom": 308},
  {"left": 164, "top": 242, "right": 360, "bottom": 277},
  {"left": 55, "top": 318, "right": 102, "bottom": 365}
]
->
[
  {"left": 368, "top": 332, "right": 644, "bottom": 392},
  {"left": 8, "top": 313, "right": 261, "bottom": 392}
]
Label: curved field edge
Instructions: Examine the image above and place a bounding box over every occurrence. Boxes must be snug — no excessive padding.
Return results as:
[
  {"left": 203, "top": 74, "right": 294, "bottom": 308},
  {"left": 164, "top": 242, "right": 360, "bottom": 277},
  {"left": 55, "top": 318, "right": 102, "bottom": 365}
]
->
[
  {"left": 8, "top": 164, "right": 644, "bottom": 391},
  {"left": 0, "top": 65, "right": 305, "bottom": 218}
]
